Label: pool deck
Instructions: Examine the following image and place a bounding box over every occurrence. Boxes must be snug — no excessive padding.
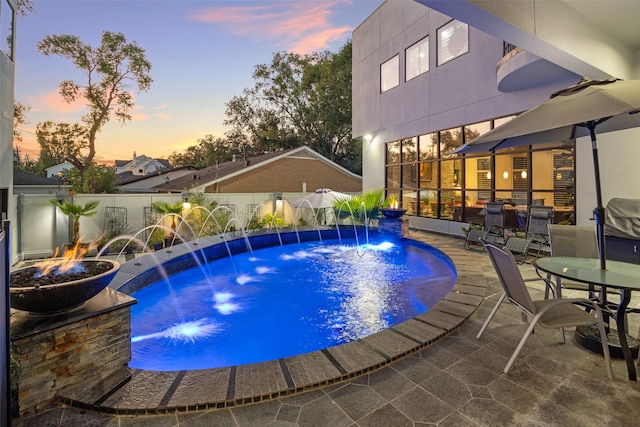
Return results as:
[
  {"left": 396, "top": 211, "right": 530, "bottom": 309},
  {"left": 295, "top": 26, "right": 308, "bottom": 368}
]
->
[{"left": 15, "top": 230, "right": 640, "bottom": 426}]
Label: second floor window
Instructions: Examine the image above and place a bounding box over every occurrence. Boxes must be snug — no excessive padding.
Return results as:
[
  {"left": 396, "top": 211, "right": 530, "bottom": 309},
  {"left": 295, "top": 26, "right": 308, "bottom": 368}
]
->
[
  {"left": 437, "top": 20, "right": 468, "bottom": 66},
  {"left": 406, "top": 37, "right": 429, "bottom": 81},
  {"left": 381, "top": 54, "right": 399, "bottom": 92}
]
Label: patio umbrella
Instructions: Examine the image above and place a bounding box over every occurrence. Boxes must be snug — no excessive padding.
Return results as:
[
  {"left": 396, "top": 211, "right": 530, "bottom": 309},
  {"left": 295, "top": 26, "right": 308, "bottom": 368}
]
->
[
  {"left": 291, "top": 188, "right": 352, "bottom": 224},
  {"left": 451, "top": 77, "right": 640, "bottom": 270}
]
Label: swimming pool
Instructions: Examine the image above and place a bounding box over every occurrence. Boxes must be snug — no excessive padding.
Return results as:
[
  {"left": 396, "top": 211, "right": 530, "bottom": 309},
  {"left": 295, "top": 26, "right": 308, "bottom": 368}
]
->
[{"left": 129, "top": 233, "right": 456, "bottom": 371}]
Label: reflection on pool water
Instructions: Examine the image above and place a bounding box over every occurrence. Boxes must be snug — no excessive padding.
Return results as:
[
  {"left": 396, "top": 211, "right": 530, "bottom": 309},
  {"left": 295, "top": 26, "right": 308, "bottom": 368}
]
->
[{"left": 130, "top": 235, "right": 456, "bottom": 371}]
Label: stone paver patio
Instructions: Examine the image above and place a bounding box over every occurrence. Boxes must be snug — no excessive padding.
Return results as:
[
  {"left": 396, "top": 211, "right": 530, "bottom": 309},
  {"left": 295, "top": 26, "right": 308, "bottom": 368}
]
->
[{"left": 14, "top": 230, "right": 640, "bottom": 426}]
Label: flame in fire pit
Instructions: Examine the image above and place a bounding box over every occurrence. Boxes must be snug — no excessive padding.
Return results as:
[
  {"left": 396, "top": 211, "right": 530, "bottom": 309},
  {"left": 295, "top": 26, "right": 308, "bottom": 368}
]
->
[{"left": 35, "top": 239, "right": 96, "bottom": 277}]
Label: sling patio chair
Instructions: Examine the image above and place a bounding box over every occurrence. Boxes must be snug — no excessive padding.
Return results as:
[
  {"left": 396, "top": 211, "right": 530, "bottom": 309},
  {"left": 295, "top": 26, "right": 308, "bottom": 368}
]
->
[
  {"left": 477, "top": 242, "right": 613, "bottom": 379},
  {"left": 464, "top": 202, "right": 506, "bottom": 250},
  {"left": 545, "top": 224, "right": 601, "bottom": 299},
  {"left": 525, "top": 205, "right": 555, "bottom": 256}
]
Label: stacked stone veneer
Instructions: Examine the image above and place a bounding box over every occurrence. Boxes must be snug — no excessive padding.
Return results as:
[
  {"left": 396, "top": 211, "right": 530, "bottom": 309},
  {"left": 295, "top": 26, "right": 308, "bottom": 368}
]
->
[{"left": 12, "top": 305, "right": 132, "bottom": 415}]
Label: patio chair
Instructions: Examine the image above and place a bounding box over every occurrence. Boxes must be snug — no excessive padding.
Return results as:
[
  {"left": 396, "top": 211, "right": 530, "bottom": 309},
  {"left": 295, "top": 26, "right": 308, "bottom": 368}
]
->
[
  {"left": 526, "top": 205, "right": 554, "bottom": 255},
  {"left": 464, "top": 202, "right": 506, "bottom": 250},
  {"left": 548, "top": 225, "right": 640, "bottom": 337},
  {"left": 477, "top": 243, "right": 613, "bottom": 379},
  {"left": 545, "top": 224, "right": 601, "bottom": 299}
]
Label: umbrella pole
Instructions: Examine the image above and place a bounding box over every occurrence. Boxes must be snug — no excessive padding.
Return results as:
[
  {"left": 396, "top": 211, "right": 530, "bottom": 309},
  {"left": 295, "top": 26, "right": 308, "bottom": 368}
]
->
[{"left": 588, "top": 124, "right": 607, "bottom": 270}]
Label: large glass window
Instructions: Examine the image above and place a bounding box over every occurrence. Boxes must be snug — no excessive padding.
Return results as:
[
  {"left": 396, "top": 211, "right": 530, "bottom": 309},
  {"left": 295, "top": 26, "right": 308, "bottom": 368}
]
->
[
  {"left": 384, "top": 118, "right": 575, "bottom": 224},
  {"left": 437, "top": 20, "right": 468, "bottom": 66},
  {"left": 381, "top": 55, "right": 399, "bottom": 92},
  {"left": 406, "top": 37, "right": 429, "bottom": 81}
]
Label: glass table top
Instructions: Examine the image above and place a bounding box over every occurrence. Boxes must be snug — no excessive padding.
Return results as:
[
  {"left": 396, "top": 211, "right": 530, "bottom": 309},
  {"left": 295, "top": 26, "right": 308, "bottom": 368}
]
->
[{"left": 533, "top": 257, "right": 640, "bottom": 291}]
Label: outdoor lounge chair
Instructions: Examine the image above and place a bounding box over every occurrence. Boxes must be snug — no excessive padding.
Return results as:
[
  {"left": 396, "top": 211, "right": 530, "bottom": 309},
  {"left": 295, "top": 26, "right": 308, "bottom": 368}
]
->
[
  {"left": 526, "top": 205, "right": 554, "bottom": 255},
  {"left": 503, "top": 205, "right": 554, "bottom": 262},
  {"left": 477, "top": 242, "right": 613, "bottom": 378},
  {"left": 464, "top": 202, "right": 506, "bottom": 250}
]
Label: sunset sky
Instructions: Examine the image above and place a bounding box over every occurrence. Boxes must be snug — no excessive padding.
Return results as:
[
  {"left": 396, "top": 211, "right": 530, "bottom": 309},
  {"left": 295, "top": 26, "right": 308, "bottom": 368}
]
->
[{"left": 14, "top": 0, "right": 383, "bottom": 164}]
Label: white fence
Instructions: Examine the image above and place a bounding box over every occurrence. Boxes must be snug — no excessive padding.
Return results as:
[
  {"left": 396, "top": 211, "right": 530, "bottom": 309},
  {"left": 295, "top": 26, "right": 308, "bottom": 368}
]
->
[{"left": 11, "top": 192, "right": 311, "bottom": 263}]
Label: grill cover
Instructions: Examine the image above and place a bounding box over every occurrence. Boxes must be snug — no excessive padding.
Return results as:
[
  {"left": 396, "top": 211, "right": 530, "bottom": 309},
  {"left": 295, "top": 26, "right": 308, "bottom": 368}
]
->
[{"left": 604, "top": 198, "right": 640, "bottom": 239}]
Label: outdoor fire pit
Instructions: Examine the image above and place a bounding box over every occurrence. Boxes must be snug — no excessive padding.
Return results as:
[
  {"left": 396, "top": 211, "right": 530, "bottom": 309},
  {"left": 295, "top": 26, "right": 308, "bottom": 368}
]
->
[{"left": 10, "top": 259, "right": 120, "bottom": 314}]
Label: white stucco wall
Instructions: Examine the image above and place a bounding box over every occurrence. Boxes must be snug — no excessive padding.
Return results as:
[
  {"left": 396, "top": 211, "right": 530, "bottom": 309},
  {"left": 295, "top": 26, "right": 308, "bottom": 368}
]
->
[
  {"left": 355, "top": 0, "right": 580, "bottom": 208},
  {"left": 575, "top": 127, "right": 640, "bottom": 226},
  {"left": 354, "top": 0, "right": 640, "bottom": 236}
]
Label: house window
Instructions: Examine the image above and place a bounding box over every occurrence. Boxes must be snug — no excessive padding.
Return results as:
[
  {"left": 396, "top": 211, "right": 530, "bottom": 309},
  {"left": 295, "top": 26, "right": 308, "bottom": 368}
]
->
[
  {"left": 380, "top": 55, "right": 399, "bottom": 92},
  {"left": 406, "top": 37, "right": 428, "bottom": 81},
  {"left": 437, "top": 20, "right": 468, "bottom": 66},
  {"left": 385, "top": 118, "right": 575, "bottom": 224},
  {"left": 1, "top": 0, "right": 15, "bottom": 60}
]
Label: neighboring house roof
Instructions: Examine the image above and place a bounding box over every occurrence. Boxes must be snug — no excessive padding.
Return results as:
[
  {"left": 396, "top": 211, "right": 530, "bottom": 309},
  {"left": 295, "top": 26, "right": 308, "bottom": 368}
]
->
[
  {"left": 115, "top": 154, "right": 170, "bottom": 176},
  {"left": 152, "top": 146, "right": 361, "bottom": 193},
  {"left": 117, "top": 166, "right": 199, "bottom": 192},
  {"left": 13, "top": 169, "right": 68, "bottom": 195},
  {"left": 14, "top": 169, "right": 63, "bottom": 186}
]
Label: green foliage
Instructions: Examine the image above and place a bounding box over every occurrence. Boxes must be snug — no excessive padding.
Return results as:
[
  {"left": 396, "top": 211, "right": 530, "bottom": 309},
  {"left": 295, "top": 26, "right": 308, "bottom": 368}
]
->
[
  {"left": 50, "top": 199, "right": 100, "bottom": 244},
  {"left": 147, "top": 226, "right": 165, "bottom": 246},
  {"left": 182, "top": 193, "right": 233, "bottom": 237},
  {"left": 169, "top": 135, "right": 240, "bottom": 168},
  {"left": 37, "top": 31, "right": 152, "bottom": 179},
  {"left": 260, "top": 212, "right": 288, "bottom": 229},
  {"left": 332, "top": 188, "right": 384, "bottom": 225},
  {"left": 223, "top": 41, "right": 358, "bottom": 173},
  {"left": 13, "top": 102, "right": 29, "bottom": 144},
  {"left": 152, "top": 201, "right": 184, "bottom": 232},
  {"left": 60, "top": 163, "right": 118, "bottom": 194}
]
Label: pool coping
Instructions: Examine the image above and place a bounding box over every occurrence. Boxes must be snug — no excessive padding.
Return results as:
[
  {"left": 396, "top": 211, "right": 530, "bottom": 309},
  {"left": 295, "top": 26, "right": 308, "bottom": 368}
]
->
[{"left": 56, "top": 232, "right": 487, "bottom": 415}]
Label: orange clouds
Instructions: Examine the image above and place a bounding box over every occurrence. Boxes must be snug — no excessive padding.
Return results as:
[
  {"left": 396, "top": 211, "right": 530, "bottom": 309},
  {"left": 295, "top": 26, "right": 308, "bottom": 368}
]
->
[
  {"left": 188, "top": 1, "right": 353, "bottom": 54},
  {"left": 38, "top": 90, "right": 86, "bottom": 113}
]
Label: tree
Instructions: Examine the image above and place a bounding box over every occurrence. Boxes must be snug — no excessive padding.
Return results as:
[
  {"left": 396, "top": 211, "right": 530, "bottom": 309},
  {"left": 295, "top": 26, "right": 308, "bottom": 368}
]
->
[
  {"left": 224, "top": 41, "right": 358, "bottom": 172},
  {"left": 50, "top": 199, "right": 100, "bottom": 245},
  {"left": 169, "top": 135, "right": 240, "bottom": 168},
  {"left": 152, "top": 201, "right": 184, "bottom": 233},
  {"left": 36, "top": 121, "right": 88, "bottom": 170},
  {"left": 61, "top": 163, "right": 118, "bottom": 194},
  {"left": 37, "top": 31, "right": 152, "bottom": 179},
  {"left": 17, "top": 0, "right": 35, "bottom": 16},
  {"left": 13, "top": 102, "right": 29, "bottom": 145}
]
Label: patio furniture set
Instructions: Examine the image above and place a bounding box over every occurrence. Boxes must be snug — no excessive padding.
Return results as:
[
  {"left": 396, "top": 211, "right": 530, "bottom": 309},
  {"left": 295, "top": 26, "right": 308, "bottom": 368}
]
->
[
  {"left": 464, "top": 202, "right": 555, "bottom": 262},
  {"left": 477, "top": 221, "right": 640, "bottom": 382}
]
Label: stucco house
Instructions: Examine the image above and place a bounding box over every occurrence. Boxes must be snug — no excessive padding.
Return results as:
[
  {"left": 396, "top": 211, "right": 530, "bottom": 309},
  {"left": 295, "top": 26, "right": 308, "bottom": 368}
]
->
[
  {"left": 153, "top": 146, "right": 362, "bottom": 195},
  {"left": 114, "top": 152, "right": 170, "bottom": 176},
  {"left": 44, "top": 161, "right": 75, "bottom": 178},
  {"left": 354, "top": 0, "right": 640, "bottom": 237}
]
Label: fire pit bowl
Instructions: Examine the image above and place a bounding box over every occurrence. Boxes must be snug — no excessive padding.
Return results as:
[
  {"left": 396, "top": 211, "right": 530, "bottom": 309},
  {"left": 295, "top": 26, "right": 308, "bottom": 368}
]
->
[{"left": 10, "top": 259, "right": 120, "bottom": 314}]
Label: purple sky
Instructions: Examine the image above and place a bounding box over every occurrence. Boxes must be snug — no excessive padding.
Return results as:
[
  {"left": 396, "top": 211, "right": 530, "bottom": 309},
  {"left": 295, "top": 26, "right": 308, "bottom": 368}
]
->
[{"left": 14, "top": 0, "right": 383, "bottom": 164}]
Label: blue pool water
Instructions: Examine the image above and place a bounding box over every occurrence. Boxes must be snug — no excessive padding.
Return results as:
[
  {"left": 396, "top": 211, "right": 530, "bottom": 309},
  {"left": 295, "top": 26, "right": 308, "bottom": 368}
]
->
[{"left": 129, "top": 235, "right": 456, "bottom": 371}]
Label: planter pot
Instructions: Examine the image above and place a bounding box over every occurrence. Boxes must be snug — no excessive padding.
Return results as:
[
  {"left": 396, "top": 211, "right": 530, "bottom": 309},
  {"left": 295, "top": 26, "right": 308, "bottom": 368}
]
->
[
  {"left": 381, "top": 208, "right": 407, "bottom": 219},
  {"left": 153, "top": 242, "right": 164, "bottom": 251}
]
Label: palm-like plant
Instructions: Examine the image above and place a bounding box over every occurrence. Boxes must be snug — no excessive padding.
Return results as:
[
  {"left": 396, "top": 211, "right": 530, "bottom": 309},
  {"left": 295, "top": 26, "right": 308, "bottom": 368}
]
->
[
  {"left": 332, "top": 188, "right": 384, "bottom": 225},
  {"left": 151, "top": 201, "right": 184, "bottom": 233},
  {"left": 50, "top": 199, "right": 100, "bottom": 244}
]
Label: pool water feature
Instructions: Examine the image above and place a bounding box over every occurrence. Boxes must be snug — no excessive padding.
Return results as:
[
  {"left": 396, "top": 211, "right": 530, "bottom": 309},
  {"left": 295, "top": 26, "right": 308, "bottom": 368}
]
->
[{"left": 128, "top": 233, "right": 456, "bottom": 371}]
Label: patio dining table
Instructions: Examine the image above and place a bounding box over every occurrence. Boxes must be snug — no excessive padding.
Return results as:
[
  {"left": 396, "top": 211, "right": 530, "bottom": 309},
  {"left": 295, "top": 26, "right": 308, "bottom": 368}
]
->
[{"left": 533, "top": 256, "right": 640, "bottom": 381}]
